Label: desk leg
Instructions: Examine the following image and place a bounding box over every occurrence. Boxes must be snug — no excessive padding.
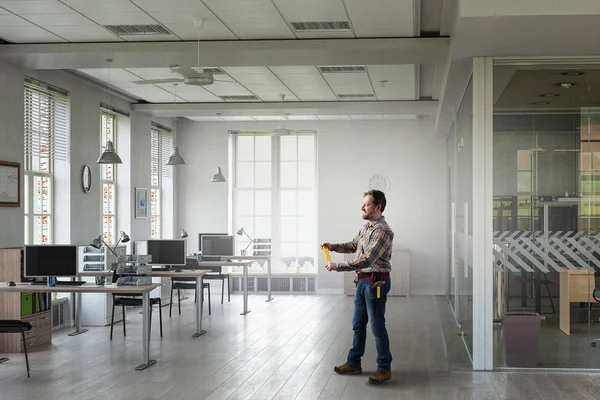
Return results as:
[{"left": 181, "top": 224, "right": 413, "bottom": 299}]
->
[
  {"left": 241, "top": 264, "right": 251, "bottom": 315},
  {"left": 193, "top": 276, "right": 207, "bottom": 338},
  {"left": 135, "top": 292, "right": 156, "bottom": 370},
  {"left": 68, "top": 292, "right": 88, "bottom": 336},
  {"left": 266, "top": 259, "right": 274, "bottom": 303}
]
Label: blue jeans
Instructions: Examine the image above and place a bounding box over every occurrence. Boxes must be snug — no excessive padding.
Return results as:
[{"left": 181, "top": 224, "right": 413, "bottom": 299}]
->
[{"left": 347, "top": 277, "right": 392, "bottom": 371}]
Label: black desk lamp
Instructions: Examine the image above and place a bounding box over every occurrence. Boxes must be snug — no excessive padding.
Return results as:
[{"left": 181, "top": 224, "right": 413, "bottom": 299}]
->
[{"left": 90, "top": 231, "right": 130, "bottom": 283}]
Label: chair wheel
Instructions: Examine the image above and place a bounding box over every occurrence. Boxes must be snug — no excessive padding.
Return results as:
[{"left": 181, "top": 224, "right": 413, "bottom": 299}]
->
[{"left": 592, "top": 342, "right": 597, "bottom": 347}]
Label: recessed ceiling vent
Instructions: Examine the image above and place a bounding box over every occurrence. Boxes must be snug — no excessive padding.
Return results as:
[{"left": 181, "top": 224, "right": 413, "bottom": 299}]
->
[
  {"left": 203, "top": 68, "right": 226, "bottom": 75},
  {"left": 104, "top": 24, "right": 172, "bottom": 36},
  {"left": 338, "top": 94, "right": 376, "bottom": 99},
  {"left": 219, "top": 95, "right": 260, "bottom": 101},
  {"left": 291, "top": 21, "right": 351, "bottom": 32},
  {"left": 318, "top": 65, "right": 367, "bottom": 73}
]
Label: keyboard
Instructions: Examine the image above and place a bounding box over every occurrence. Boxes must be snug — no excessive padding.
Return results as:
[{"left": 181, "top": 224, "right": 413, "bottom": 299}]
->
[{"left": 56, "top": 280, "right": 86, "bottom": 286}]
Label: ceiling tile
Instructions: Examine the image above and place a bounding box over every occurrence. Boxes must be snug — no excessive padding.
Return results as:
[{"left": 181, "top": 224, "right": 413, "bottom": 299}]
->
[
  {"left": 221, "top": 66, "right": 299, "bottom": 102},
  {"left": 272, "top": 0, "right": 354, "bottom": 39},
  {"left": 131, "top": 0, "right": 212, "bottom": 12},
  {"left": 156, "top": 83, "right": 223, "bottom": 102},
  {"left": 0, "top": 15, "right": 34, "bottom": 27},
  {"left": 78, "top": 68, "right": 140, "bottom": 82},
  {"left": 0, "top": 1, "right": 74, "bottom": 14},
  {"left": 82, "top": 12, "right": 158, "bottom": 25},
  {"left": 344, "top": 0, "right": 415, "bottom": 37},
  {"left": 161, "top": 21, "right": 236, "bottom": 40},
  {"left": 367, "top": 64, "right": 416, "bottom": 100},
  {"left": 47, "top": 25, "right": 122, "bottom": 41},
  {"left": 23, "top": 13, "right": 96, "bottom": 26},
  {"left": 0, "top": 8, "right": 10, "bottom": 15},
  {"left": 60, "top": 0, "right": 141, "bottom": 13},
  {"left": 125, "top": 67, "right": 178, "bottom": 80},
  {"left": 120, "top": 85, "right": 177, "bottom": 102},
  {"left": 270, "top": 66, "right": 337, "bottom": 101},
  {"left": 321, "top": 71, "right": 374, "bottom": 98},
  {"left": 383, "top": 114, "right": 418, "bottom": 120},
  {"left": 121, "top": 34, "right": 180, "bottom": 41},
  {"left": 0, "top": 26, "right": 65, "bottom": 42},
  {"left": 201, "top": 0, "right": 293, "bottom": 39},
  {"left": 203, "top": 81, "right": 256, "bottom": 97}
]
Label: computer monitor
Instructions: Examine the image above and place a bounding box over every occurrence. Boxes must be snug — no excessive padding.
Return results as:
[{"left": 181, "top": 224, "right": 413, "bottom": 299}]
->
[
  {"left": 145, "top": 239, "right": 186, "bottom": 267},
  {"left": 201, "top": 235, "right": 234, "bottom": 257},
  {"left": 198, "top": 233, "right": 227, "bottom": 252},
  {"left": 24, "top": 245, "right": 78, "bottom": 278}
]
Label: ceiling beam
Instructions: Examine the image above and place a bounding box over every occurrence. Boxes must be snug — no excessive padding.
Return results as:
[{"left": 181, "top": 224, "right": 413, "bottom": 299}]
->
[
  {"left": 0, "top": 38, "right": 449, "bottom": 70},
  {"left": 132, "top": 100, "right": 438, "bottom": 118}
]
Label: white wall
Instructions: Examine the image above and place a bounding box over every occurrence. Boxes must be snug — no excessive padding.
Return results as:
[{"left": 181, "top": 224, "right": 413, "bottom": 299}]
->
[
  {"left": 0, "top": 60, "right": 176, "bottom": 250},
  {"left": 176, "top": 119, "right": 448, "bottom": 295}
]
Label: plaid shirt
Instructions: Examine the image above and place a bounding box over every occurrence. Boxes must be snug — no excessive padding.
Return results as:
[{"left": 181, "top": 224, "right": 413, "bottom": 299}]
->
[{"left": 333, "top": 216, "right": 394, "bottom": 273}]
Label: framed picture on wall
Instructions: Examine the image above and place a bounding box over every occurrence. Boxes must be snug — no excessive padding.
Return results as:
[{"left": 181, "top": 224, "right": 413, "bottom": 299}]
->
[
  {"left": 135, "top": 187, "right": 147, "bottom": 219},
  {"left": 0, "top": 160, "right": 20, "bottom": 207}
]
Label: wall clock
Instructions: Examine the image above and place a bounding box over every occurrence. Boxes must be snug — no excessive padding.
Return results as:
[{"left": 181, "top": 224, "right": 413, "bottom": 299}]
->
[
  {"left": 367, "top": 174, "right": 389, "bottom": 193},
  {"left": 81, "top": 165, "right": 92, "bottom": 193}
]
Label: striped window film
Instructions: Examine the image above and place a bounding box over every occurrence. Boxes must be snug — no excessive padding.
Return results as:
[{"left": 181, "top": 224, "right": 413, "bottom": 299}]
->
[{"left": 101, "top": 111, "right": 116, "bottom": 244}]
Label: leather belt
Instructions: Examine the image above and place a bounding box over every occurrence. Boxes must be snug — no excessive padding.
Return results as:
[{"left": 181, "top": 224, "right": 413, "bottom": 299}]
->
[{"left": 357, "top": 272, "right": 389, "bottom": 280}]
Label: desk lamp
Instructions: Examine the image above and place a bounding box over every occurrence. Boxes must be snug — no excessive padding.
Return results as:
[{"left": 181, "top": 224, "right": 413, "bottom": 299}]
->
[
  {"left": 178, "top": 229, "right": 188, "bottom": 239},
  {"left": 236, "top": 227, "right": 254, "bottom": 256},
  {"left": 90, "top": 231, "right": 130, "bottom": 283}
]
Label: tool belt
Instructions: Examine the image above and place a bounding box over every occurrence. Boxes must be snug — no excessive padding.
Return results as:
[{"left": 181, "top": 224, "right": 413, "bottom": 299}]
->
[{"left": 355, "top": 272, "right": 389, "bottom": 317}]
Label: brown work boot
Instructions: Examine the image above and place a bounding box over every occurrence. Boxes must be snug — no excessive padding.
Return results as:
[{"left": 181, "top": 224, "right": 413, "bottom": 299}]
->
[
  {"left": 333, "top": 363, "right": 362, "bottom": 375},
  {"left": 368, "top": 369, "right": 391, "bottom": 384}
]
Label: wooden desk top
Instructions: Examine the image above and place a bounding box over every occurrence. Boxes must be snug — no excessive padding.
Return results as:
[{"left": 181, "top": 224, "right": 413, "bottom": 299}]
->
[
  {"left": 79, "top": 269, "right": 211, "bottom": 278},
  {"left": 0, "top": 283, "right": 161, "bottom": 294}
]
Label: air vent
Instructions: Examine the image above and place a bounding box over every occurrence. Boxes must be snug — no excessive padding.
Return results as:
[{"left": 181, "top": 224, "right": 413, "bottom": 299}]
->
[
  {"left": 338, "top": 94, "right": 376, "bottom": 99},
  {"left": 203, "top": 68, "right": 225, "bottom": 75},
  {"left": 219, "top": 95, "right": 259, "bottom": 101},
  {"left": 104, "top": 24, "right": 172, "bottom": 36},
  {"left": 291, "top": 21, "right": 352, "bottom": 32},
  {"left": 318, "top": 65, "right": 367, "bottom": 73}
]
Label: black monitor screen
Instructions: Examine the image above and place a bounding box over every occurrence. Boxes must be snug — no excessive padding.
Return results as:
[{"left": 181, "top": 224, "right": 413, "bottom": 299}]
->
[
  {"left": 198, "top": 233, "right": 227, "bottom": 252},
  {"left": 24, "top": 245, "right": 78, "bottom": 277},
  {"left": 202, "top": 235, "right": 234, "bottom": 257},
  {"left": 146, "top": 240, "right": 186, "bottom": 266}
]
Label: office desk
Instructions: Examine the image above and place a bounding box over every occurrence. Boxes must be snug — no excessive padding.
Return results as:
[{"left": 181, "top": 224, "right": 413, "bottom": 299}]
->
[
  {"left": 0, "top": 282, "right": 160, "bottom": 370},
  {"left": 196, "top": 261, "right": 254, "bottom": 315},
  {"left": 559, "top": 269, "right": 595, "bottom": 335},
  {"left": 79, "top": 270, "right": 210, "bottom": 338},
  {"left": 229, "top": 256, "right": 273, "bottom": 302}
]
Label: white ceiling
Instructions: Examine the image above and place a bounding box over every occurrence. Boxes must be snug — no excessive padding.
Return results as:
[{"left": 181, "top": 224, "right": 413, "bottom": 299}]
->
[{"left": 0, "top": 0, "right": 416, "bottom": 43}]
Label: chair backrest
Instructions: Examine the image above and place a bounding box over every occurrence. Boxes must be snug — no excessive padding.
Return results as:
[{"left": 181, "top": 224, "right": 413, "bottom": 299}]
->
[
  {"left": 171, "top": 276, "right": 196, "bottom": 283},
  {"left": 186, "top": 257, "right": 200, "bottom": 269}
]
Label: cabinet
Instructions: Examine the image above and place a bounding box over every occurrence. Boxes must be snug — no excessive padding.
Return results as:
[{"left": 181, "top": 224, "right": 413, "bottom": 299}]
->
[
  {"left": 0, "top": 248, "right": 52, "bottom": 353},
  {"left": 77, "top": 246, "right": 124, "bottom": 326}
]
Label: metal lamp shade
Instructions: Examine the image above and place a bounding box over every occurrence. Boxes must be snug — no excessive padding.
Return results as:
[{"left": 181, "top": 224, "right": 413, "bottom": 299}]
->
[
  {"left": 211, "top": 166, "right": 227, "bottom": 182},
  {"left": 167, "top": 147, "right": 185, "bottom": 165},
  {"left": 97, "top": 140, "right": 122, "bottom": 164}
]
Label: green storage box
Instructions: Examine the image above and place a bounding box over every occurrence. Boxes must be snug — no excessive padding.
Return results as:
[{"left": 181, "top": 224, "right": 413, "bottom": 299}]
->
[{"left": 21, "top": 292, "right": 33, "bottom": 317}]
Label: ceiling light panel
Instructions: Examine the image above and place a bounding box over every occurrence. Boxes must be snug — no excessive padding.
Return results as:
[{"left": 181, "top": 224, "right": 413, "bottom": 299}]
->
[
  {"left": 272, "top": 0, "right": 354, "bottom": 38},
  {"left": 221, "top": 66, "right": 299, "bottom": 102},
  {"left": 60, "top": 0, "right": 141, "bottom": 14},
  {"left": 322, "top": 71, "right": 375, "bottom": 99},
  {"left": 367, "top": 64, "right": 416, "bottom": 100},
  {"left": 201, "top": 0, "right": 294, "bottom": 39},
  {"left": 0, "top": 1, "right": 74, "bottom": 15},
  {"left": 270, "top": 66, "right": 337, "bottom": 101},
  {"left": 344, "top": 0, "right": 415, "bottom": 37},
  {"left": 156, "top": 83, "right": 223, "bottom": 102}
]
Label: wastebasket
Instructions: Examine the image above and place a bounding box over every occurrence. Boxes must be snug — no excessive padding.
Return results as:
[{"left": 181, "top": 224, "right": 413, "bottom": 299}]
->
[{"left": 503, "top": 312, "right": 541, "bottom": 367}]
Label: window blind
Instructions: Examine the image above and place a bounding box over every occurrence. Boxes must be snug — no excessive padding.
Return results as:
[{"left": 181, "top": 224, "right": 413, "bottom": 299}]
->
[
  {"left": 24, "top": 79, "right": 70, "bottom": 162},
  {"left": 150, "top": 127, "right": 173, "bottom": 178}
]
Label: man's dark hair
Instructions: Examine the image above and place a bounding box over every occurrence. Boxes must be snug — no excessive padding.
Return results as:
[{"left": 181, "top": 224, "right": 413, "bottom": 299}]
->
[{"left": 364, "top": 189, "right": 386, "bottom": 212}]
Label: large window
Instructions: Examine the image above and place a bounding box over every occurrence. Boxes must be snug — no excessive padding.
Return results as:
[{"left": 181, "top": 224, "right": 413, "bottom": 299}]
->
[
  {"left": 100, "top": 111, "right": 117, "bottom": 244},
  {"left": 233, "top": 132, "right": 317, "bottom": 273},
  {"left": 150, "top": 125, "right": 172, "bottom": 239},
  {"left": 23, "top": 78, "right": 70, "bottom": 245}
]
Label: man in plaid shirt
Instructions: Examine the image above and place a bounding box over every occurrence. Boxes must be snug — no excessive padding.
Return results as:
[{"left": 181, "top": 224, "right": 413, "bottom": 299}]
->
[{"left": 321, "top": 189, "right": 394, "bottom": 385}]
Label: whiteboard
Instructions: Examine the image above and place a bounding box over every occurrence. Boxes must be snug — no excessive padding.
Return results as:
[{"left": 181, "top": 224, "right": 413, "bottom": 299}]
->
[{"left": 0, "top": 162, "right": 20, "bottom": 206}]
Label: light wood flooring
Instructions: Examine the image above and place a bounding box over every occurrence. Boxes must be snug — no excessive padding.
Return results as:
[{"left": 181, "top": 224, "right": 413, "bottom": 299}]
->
[{"left": 2, "top": 293, "right": 600, "bottom": 399}]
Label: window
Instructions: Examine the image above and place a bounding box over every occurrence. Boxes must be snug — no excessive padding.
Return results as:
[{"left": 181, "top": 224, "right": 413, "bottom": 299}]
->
[
  {"left": 233, "top": 132, "right": 317, "bottom": 273},
  {"left": 101, "top": 111, "right": 117, "bottom": 244},
  {"left": 150, "top": 125, "right": 172, "bottom": 239},
  {"left": 23, "top": 78, "right": 70, "bottom": 245}
]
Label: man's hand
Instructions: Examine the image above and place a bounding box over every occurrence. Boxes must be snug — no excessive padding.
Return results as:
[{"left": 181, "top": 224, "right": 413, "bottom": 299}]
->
[
  {"left": 325, "top": 261, "right": 338, "bottom": 271},
  {"left": 320, "top": 242, "right": 333, "bottom": 250}
]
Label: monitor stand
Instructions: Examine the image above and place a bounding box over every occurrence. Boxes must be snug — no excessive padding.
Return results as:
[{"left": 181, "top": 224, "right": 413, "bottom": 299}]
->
[{"left": 170, "top": 265, "right": 183, "bottom": 272}]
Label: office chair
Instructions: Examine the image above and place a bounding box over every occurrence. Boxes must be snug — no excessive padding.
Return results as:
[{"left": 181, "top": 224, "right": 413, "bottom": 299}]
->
[
  {"left": 109, "top": 271, "right": 163, "bottom": 340},
  {"left": 203, "top": 266, "right": 230, "bottom": 304},
  {"left": 169, "top": 276, "right": 211, "bottom": 317},
  {"left": 590, "top": 271, "right": 600, "bottom": 347},
  {"left": 0, "top": 320, "right": 32, "bottom": 377}
]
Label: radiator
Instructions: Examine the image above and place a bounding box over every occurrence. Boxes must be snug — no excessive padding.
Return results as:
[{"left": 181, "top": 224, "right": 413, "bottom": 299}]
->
[{"left": 231, "top": 275, "right": 316, "bottom": 294}]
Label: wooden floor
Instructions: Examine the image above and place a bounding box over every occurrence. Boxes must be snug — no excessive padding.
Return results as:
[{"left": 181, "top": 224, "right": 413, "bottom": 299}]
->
[{"left": 2, "top": 293, "right": 600, "bottom": 399}]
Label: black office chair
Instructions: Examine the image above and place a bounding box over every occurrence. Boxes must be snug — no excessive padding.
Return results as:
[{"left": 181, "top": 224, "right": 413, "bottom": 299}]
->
[
  {"left": 169, "top": 277, "right": 211, "bottom": 317},
  {"left": 0, "top": 320, "right": 32, "bottom": 377},
  {"left": 203, "top": 266, "right": 230, "bottom": 304},
  {"left": 590, "top": 271, "right": 600, "bottom": 347},
  {"left": 110, "top": 294, "right": 163, "bottom": 340}
]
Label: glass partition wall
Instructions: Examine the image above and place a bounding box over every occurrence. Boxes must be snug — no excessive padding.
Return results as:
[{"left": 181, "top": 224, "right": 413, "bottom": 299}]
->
[{"left": 492, "top": 62, "right": 600, "bottom": 369}]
